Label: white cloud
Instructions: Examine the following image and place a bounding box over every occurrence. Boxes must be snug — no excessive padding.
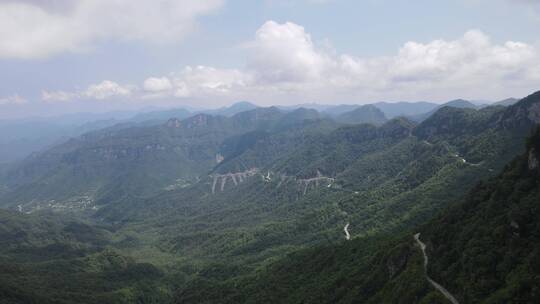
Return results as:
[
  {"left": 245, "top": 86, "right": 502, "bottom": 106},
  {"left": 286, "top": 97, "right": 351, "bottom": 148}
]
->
[
  {"left": 0, "top": 94, "right": 27, "bottom": 105},
  {"left": 157, "top": 22, "right": 540, "bottom": 103},
  {"left": 42, "top": 90, "right": 77, "bottom": 102},
  {"left": 42, "top": 80, "right": 135, "bottom": 102},
  {"left": 42, "top": 21, "right": 540, "bottom": 104},
  {"left": 171, "top": 66, "right": 251, "bottom": 97},
  {"left": 143, "top": 77, "right": 173, "bottom": 93},
  {"left": 247, "top": 21, "right": 332, "bottom": 83},
  {"left": 83, "top": 80, "right": 134, "bottom": 100},
  {"left": 0, "top": 0, "right": 224, "bottom": 59}
]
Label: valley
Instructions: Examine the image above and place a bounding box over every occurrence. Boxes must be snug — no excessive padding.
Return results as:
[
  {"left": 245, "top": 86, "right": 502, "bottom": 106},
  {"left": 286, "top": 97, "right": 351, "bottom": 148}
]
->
[
  {"left": 0, "top": 91, "right": 539, "bottom": 303},
  {"left": 2, "top": 2, "right": 539, "bottom": 303}
]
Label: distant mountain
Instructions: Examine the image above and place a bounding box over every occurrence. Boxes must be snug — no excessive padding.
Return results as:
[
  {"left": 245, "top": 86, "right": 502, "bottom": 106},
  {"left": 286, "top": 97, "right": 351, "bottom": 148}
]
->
[
  {"left": 336, "top": 104, "right": 388, "bottom": 125},
  {"left": 201, "top": 101, "right": 259, "bottom": 117},
  {"left": 126, "top": 101, "right": 259, "bottom": 124},
  {"left": 410, "top": 99, "right": 478, "bottom": 121},
  {"left": 0, "top": 107, "right": 314, "bottom": 209},
  {"left": 320, "top": 104, "right": 360, "bottom": 116},
  {"left": 129, "top": 108, "right": 192, "bottom": 123},
  {"left": 276, "top": 103, "right": 334, "bottom": 113},
  {"left": 0, "top": 115, "right": 132, "bottom": 164},
  {"left": 493, "top": 97, "right": 519, "bottom": 107},
  {"left": 277, "top": 107, "right": 320, "bottom": 126},
  {"left": 322, "top": 101, "right": 439, "bottom": 119},
  {"left": 372, "top": 101, "right": 439, "bottom": 118}
]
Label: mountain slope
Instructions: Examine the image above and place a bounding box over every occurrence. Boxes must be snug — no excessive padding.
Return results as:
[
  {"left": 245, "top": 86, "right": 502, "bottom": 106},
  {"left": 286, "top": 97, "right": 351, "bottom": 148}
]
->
[
  {"left": 203, "top": 101, "right": 259, "bottom": 117},
  {"left": 0, "top": 107, "right": 290, "bottom": 211},
  {"left": 493, "top": 97, "right": 519, "bottom": 107},
  {"left": 93, "top": 92, "right": 539, "bottom": 266},
  {"left": 1, "top": 92, "right": 540, "bottom": 304},
  {"left": 411, "top": 99, "right": 478, "bottom": 122},
  {"left": 0, "top": 210, "right": 169, "bottom": 304},
  {"left": 175, "top": 126, "right": 540, "bottom": 304},
  {"left": 336, "top": 104, "right": 388, "bottom": 125},
  {"left": 373, "top": 101, "right": 439, "bottom": 119}
]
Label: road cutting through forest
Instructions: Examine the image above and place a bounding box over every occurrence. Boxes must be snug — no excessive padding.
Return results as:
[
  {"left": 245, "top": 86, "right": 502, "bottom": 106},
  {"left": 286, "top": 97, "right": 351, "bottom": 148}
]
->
[
  {"left": 344, "top": 223, "right": 351, "bottom": 240},
  {"left": 414, "top": 233, "right": 460, "bottom": 304}
]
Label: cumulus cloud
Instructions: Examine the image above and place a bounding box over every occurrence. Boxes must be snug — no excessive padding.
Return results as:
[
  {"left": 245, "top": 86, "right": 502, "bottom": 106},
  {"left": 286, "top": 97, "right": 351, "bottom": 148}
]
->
[
  {"left": 43, "top": 21, "right": 540, "bottom": 103},
  {"left": 160, "top": 22, "right": 540, "bottom": 102},
  {"left": 42, "top": 80, "right": 135, "bottom": 102},
  {"left": 0, "top": 0, "right": 224, "bottom": 59},
  {"left": 170, "top": 66, "right": 251, "bottom": 97},
  {"left": 143, "top": 77, "right": 173, "bottom": 93},
  {"left": 246, "top": 21, "right": 332, "bottom": 83},
  {"left": 0, "top": 94, "right": 27, "bottom": 105},
  {"left": 41, "top": 90, "right": 77, "bottom": 102},
  {"left": 83, "top": 80, "right": 134, "bottom": 100}
]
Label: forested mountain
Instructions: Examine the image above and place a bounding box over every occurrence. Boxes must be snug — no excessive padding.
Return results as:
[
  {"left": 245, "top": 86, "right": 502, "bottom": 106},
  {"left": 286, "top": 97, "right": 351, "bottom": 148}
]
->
[
  {"left": 411, "top": 99, "right": 479, "bottom": 122},
  {"left": 130, "top": 102, "right": 259, "bottom": 124},
  {"left": 0, "top": 102, "right": 259, "bottom": 165},
  {"left": 184, "top": 125, "right": 540, "bottom": 304},
  {"left": 0, "top": 90, "right": 539, "bottom": 304},
  {"left": 493, "top": 97, "right": 519, "bottom": 107},
  {"left": 0, "top": 107, "right": 296, "bottom": 211},
  {"left": 0, "top": 210, "right": 169, "bottom": 303},
  {"left": 336, "top": 104, "right": 388, "bottom": 125},
  {"left": 319, "top": 101, "right": 438, "bottom": 119},
  {"left": 0, "top": 113, "right": 133, "bottom": 164},
  {"left": 372, "top": 101, "right": 439, "bottom": 119}
]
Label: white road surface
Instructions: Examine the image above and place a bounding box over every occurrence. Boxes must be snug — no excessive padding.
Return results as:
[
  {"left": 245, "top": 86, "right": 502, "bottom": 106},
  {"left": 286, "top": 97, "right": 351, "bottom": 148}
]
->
[
  {"left": 344, "top": 223, "right": 351, "bottom": 240},
  {"left": 414, "top": 233, "right": 460, "bottom": 304}
]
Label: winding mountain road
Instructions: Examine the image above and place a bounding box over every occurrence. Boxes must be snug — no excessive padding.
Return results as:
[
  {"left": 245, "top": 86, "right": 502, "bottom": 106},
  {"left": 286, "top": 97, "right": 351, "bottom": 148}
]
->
[
  {"left": 344, "top": 224, "right": 351, "bottom": 240},
  {"left": 414, "top": 233, "right": 460, "bottom": 304}
]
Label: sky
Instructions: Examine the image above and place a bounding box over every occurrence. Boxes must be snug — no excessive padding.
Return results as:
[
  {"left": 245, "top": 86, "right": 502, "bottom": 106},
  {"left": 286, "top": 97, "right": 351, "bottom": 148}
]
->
[{"left": 1, "top": 0, "right": 540, "bottom": 119}]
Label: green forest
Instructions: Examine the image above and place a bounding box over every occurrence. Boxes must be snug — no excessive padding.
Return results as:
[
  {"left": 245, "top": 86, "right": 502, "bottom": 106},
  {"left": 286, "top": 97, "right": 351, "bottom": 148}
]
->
[{"left": 1, "top": 91, "right": 539, "bottom": 303}]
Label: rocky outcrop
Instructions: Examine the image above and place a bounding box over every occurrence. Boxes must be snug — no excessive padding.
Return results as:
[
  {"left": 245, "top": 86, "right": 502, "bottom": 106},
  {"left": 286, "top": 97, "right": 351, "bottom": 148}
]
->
[
  {"left": 497, "top": 90, "right": 540, "bottom": 131},
  {"left": 528, "top": 103, "right": 540, "bottom": 124},
  {"left": 529, "top": 148, "right": 539, "bottom": 171},
  {"left": 216, "top": 153, "right": 224, "bottom": 164},
  {"left": 166, "top": 118, "right": 182, "bottom": 128}
]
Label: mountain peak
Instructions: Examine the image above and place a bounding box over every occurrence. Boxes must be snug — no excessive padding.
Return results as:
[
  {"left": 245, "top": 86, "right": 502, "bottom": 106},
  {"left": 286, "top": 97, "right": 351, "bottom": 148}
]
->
[
  {"left": 233, "top": 106, "right": 282, "bottom": 120},
  {"left": 379, "top": 117, "right": 415, "bottom": 137},
  {"left": 337, "top": 104, "right": 388, "bottom": 125},
  {"left": 230, "top": 101, "right": 257, "bottom": 108},
  {"left": 498, "top": 90, "right": 540, "bottom": 130},
  {"left": 494, "top": 98, "right": 519, "bottom": 107},
  {"left": 182, "top": 113, "right": 216, "bottom": 128},
  {"left": 443, "top": 99, "right": 476, "bottom": 108}
]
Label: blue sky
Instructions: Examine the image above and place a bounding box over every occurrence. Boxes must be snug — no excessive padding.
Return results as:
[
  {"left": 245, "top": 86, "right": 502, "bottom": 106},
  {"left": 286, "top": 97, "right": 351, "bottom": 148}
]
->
[{"left": 1, "top": 0, "right": 539, "bottom": 118}]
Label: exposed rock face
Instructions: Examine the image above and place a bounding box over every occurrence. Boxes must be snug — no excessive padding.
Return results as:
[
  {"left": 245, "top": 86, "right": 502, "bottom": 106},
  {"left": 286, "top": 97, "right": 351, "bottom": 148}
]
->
[
  {"left": 166, "top": 118, "right": 181, "bottom": 128},
  {"left": 528, "top": 103, "right": 540, "bottom": 124},
  {"left": 529, "top": 148, "right": 539, "bottom": 171},
  {"left": 216, "top": 153, "right": 224, "bottom": 164},
  {"left": 188, "top": 114, "right": 209, "bottom": 128}
]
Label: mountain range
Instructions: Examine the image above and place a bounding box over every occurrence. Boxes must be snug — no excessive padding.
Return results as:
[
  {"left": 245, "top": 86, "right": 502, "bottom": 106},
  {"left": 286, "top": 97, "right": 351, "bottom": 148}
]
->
[
  {"left": 0, "top": 91, "right": 538, "bottom": 303},
  {"left": 1, "top": 97, "right": 518, "bottom": 165}
]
